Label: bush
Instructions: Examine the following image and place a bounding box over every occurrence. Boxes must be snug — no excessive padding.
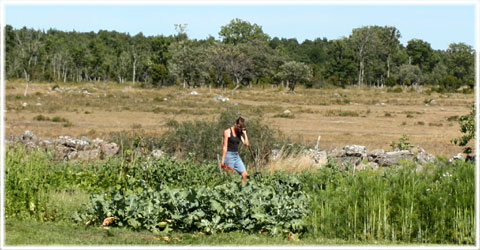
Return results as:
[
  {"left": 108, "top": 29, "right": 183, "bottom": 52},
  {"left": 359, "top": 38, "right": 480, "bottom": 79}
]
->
[
  {"left": 159, "top": 107, "right": 286, "bottom": 166},
  {"left": 452, "top": 104, "right": 475, "bottom": 154}
]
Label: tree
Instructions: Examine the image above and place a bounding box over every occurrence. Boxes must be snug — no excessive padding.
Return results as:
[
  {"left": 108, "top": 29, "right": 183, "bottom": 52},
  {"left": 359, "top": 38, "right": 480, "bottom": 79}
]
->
[
  {"left": 219, "top": 18, "right": 270, "bottom": 45},
  {"left": 406, "top": 39, "right": 436, "bottom": 72},
  {"left": 398, "top": 64, "right": 423, "bottom": 86},
  {"left": 350, "top": 26, "right": 377, "bottom": 85},
  {"left": 223, "top": 44, "right": 252, "bottom": 94},
  {"left": 379, "top": 27, "right": 401, "bottom": 78},
  {"left": 14, "top": 27, "right": 43, "bottom": 96},
  {"left": 275, "top": 61, "right": 312, "bottom": 92},
  {"left": 445, "top": 43, "right": 475, "bottom": 87},
  {"left": 325, "top": 38, "right": 356, "bottom": 87}
]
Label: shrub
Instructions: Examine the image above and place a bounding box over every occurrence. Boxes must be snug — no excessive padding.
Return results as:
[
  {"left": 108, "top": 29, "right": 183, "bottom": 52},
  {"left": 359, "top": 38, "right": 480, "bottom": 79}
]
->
[
  {"left": 160, "top": 107, "right": 287, "bottom": 166},
  {"left": 452, "top": 104, "right": 475, "bottom": 154},
  {"left": 51, "top": 116, "right": 68, "bottom": 123},
  {"left": 390, "top": 133, "right": 413, "bottom": 151},
  {"left": 34, "top": 114, "right": 50, "bottom": 121}
]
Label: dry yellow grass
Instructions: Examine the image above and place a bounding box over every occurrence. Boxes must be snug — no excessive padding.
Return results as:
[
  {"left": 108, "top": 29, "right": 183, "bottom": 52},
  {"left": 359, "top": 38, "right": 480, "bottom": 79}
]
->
[{"left": 4, "top": 81, "right": 474, "bottom": 157}]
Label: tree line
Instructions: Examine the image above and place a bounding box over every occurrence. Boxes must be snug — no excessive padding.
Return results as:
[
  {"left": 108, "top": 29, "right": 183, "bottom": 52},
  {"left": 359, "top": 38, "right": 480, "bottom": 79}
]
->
[{"left": 5, "top": 18, "right": 475, "bottom": 92}]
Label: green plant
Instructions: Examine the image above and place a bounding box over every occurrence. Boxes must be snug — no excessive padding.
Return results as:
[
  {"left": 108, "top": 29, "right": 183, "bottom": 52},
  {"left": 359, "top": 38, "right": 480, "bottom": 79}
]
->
[
  {"left": 34, "top": 114, "right": 50, "bottom": 121},
  {"left": 273, "top": 113, "right": 295, "bottom": 119},
  {"left": 75, "top": 172, "right": 310, "bottom": 235},
  {"left": 390, "top": 133, "right": 413, "bottom": 151},
  {"left": 452, "top": 104, "right": 475, "bottom": 154},
  {"left": 51, "top": 116, "right": 68, "bottom": 123}
]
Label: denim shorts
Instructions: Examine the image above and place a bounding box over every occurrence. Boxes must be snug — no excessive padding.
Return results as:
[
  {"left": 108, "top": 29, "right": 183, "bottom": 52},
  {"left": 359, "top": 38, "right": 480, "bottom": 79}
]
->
[{"left": 225, "top": 151, "right": 246, "bottom": 174}]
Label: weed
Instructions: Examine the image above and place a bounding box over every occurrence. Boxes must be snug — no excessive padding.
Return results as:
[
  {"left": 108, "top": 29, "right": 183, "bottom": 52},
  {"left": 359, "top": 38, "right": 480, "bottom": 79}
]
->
[
  {"left": 51, "top": 116, "right": 68, "bottom": 123},
  {"left": 429, "top": 122, "right": 443, "bottom": 127},
  {"left": 34, "top": 114, "right": 50, "bottom": 121},
  {"left": 415, "top": 121, "right": 425, "bottom": 126},
  {"left": 273, "top": 113, "right": 295, "bottom": 119}
]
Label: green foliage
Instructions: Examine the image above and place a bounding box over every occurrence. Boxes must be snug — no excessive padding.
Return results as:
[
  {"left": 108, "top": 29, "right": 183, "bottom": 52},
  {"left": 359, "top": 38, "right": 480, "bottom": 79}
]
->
[
  {"left": 219, "top": 18, "right": 270, "bottom": 45},
  {"left": 390, "top": 133, "right": 413, "bottom": 151},
  {"left": 160, "top": 107, "right": 283, "bottom": 166},
  {"left": 5, "top": 145, "right": 58, "bottom": 221},
  {"left": 302, "top": 159, "right": 475, "bottom": 244},
  {"left": 452, "top": 104, "right": 475, "bottom": 154},
  {"left": 439, "top": 75, "right": 462, "bottom": 91},
  {"left": 76, "top": 172, "right": 309, "bottom": 235}
]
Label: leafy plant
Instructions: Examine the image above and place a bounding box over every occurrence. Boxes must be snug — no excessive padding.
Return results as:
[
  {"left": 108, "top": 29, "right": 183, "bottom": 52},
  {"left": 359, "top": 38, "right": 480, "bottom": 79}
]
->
[
  {"left": 451, "top": 104, "right": 475, "bottom": 154},
  {"left": 390, "top": 133, "right": 413, "bottom": 151}
]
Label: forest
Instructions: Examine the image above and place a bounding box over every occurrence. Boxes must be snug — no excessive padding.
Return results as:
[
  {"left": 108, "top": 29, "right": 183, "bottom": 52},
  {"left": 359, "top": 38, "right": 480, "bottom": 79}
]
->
[{"left": 5, "top": 18, "right": 476, "bottom": 93}]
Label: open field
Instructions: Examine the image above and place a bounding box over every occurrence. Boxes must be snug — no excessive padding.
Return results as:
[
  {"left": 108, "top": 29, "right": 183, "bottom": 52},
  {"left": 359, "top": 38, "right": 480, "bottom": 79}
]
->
[{"left": 4, "top": 81, "right": 474, "bottom": 156}]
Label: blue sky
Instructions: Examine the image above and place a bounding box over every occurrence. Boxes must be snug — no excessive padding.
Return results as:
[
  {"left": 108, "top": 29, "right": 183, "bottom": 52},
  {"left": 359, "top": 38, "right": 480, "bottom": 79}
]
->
[{"left": 3, "top": 3, "right": 476, "bottom": 50}]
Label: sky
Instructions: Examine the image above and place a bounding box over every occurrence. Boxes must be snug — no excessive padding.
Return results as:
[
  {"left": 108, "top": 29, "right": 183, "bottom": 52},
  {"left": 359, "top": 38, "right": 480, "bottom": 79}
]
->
[{"left": 2, "top": 2, "right": 477, "bottom": 50}]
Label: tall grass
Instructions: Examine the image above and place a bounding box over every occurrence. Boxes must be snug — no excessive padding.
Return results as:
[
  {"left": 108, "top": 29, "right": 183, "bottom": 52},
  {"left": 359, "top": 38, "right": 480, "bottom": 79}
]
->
[{"left": 302, "top": 159, "right": 475, "bottom": 244}]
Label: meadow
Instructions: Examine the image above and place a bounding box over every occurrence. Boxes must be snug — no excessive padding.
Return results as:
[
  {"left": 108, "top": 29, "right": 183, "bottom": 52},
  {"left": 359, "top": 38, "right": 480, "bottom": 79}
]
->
[{"left": 4, "top": 80, "right": 475, "bottom": 156}]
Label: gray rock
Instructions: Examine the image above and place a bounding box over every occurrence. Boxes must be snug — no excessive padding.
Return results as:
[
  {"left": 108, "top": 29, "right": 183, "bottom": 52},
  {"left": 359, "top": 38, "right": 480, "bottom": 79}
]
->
[
  {"left": 283, "top": 109, "right": 291, "bottom": 114},
  {"left": 449, "top": 153, "right": 465, "bottom": 162},
  {"left": 190, "top": 91, "right": 199, "bottom": 95},
  {"left": 344, "top": 145, "right": 367, "bottom": 158},
  {"left": 58, "top": 136, "right": 89, "bottom": 150},
  {"left": 212, "top": 95, "right": 230, "bottom": 102},
  {"left": 101, "top": 142, "right": 119, "bottom": 157},
  {"left": 39, "top": 139, "right": 55, "bottom": 149},
  {"left": 332, "top": 156, "right": 362, "bottom": 168},
  {"left": 367, "top": 149, "right": 385, "bottom": 162},
  {"left": 332, "top": 93, "right": 341, "bottom": 98},
  {"left": 429, "top": 99, "right": 437, "bottom": 105},
  {"left": 54, "top": 145, "right": 75, "bottom": 160},
  {"left": 416, "top": 151, "right": 435, "bottom": 165},
  {"left": 77, "top": 149, "right": 100, "bottom": 161},
  {"left": 409, "top": 146, "right": 425, "bottom": 154},
  {"left": 328, "top": 148, "right": 346, "bottom": 158},
  {"left": 92, "top": 138, "right": 104, "bottom": 148},
  {"left": 375, "top": 150, "right": 415, "bottom": 166},
  {"left": 21, "top": 130, "right": 38, "bottom": 142},
  {"left": 81, "top": 136, "right": 91, "bottom": 143}
]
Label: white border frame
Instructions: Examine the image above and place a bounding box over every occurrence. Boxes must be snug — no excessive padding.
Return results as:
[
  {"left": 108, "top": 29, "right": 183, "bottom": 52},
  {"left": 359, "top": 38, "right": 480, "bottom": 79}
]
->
[{"left": 0, "top": 0, "right": 478, "bottom": 250}]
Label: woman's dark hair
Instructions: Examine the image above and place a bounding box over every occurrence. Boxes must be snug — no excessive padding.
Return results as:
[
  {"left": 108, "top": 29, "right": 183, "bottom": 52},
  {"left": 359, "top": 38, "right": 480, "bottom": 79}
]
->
[{"left": 236, "top": 117, "right": 245, "bottom": 129}]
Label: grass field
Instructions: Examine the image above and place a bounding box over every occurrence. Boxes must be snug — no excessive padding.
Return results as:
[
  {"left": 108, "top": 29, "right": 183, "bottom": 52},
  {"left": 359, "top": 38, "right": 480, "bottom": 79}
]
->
[{"left": 4, "top": 81, "right": 474, "bottom": 156}]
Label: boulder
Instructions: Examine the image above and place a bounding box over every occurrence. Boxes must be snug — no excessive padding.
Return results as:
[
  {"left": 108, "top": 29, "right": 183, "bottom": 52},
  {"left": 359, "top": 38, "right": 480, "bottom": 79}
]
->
[
  {"left": 449, "top": 153, "right": 465, "bottom": 162},
  {"left": 101, "top": 142, "right": 119, "bottom": 157},
  {"left": 58, "top": 136, "right": 90, "bottom": 150},
  {"left": 328, "top": 148, "right": 346, "bottom": 158},
  {"left": 367, "top": 149, "right": 385, "bottom": 162},
  {"left": 375, "top": 150, "right": 415, "bottom": 166},
  {"left": 344, "top": 145, "right": 367, "bottom": 158},
  {"left": 54, "top": 145, "right": 76, "bottom": 160},
  {"left": 332, "top": 156, "right": 362, "bottom": 168},
  {"left": 92, "top": 138, "right": 104, "bottom": 148},
  {"left": 416, "top": 152, "right": 435, "bottom": 165},
  {"left": 21, "top": 130, "right": 37, "bottom": 142}
]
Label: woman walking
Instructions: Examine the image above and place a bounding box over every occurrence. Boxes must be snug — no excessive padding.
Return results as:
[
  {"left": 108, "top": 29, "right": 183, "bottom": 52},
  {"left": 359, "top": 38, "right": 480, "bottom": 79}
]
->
[{"left": 221, "top": 117, "right": 249, "bottom": 182}]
